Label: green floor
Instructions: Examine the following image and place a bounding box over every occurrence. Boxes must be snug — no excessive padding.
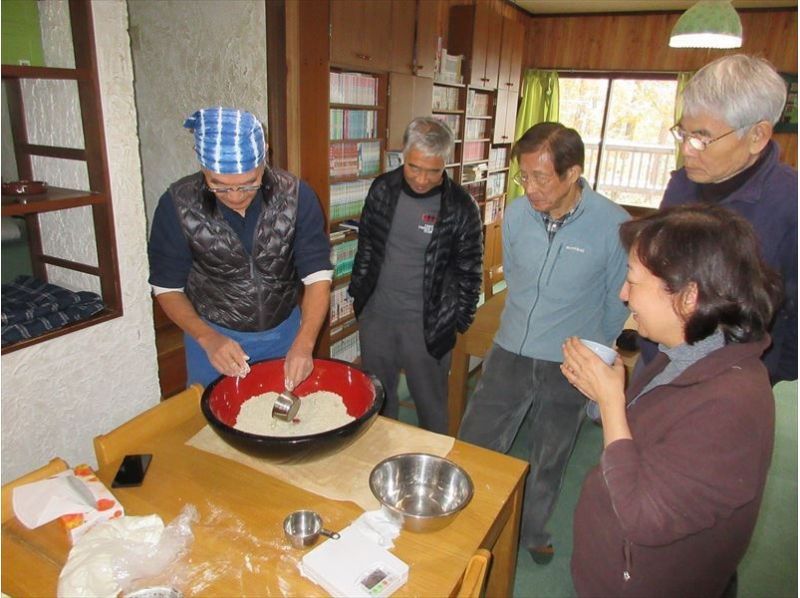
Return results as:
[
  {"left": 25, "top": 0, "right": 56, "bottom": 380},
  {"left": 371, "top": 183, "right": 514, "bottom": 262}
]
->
[{"left": 397, "top": 377, "right": 798, "bottom": 598}]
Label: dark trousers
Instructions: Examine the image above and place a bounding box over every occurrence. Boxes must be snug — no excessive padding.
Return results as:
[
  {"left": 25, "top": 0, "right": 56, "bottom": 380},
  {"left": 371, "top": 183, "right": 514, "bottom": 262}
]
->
[
  {"left": 358, "top": 311, "right": 451, "bottom": 434},
  {"left": 459, "top": 344, "right": 586, "bottom": 548}
]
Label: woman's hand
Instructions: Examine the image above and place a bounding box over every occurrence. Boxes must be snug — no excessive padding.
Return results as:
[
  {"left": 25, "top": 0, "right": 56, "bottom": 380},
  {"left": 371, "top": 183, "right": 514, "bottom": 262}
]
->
[
  {"left": 562, "top": 337, "right": 632, "bottom": 446},
  {"left": 560, "top": 337, "right": 626, "bottom": 408}
]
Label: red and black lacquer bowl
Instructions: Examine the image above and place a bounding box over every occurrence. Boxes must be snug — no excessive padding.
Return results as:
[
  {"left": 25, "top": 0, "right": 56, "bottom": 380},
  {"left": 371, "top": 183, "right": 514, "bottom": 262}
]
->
[{"left": 201, "top": 358, "right": 384, "bottom": 460}]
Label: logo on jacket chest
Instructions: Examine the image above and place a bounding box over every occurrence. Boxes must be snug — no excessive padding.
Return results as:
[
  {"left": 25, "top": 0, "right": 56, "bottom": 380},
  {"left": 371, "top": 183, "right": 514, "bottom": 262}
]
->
[{"left": 418, "top": 213, "right": 438, "bottom": 234}]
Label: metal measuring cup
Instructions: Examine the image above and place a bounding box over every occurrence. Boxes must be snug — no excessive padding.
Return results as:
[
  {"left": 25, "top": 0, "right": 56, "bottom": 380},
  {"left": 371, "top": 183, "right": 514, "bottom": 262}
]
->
[
  {"left": 283, "top": 510, "right": 341, "bottom": 548},
  {"left": 272, "top": 390, "right": 301, "bottom": 421}
]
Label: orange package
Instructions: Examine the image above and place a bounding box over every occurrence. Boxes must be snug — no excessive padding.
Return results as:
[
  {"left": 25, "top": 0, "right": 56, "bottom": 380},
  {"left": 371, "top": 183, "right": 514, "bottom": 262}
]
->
[{"left": 58, "top": 464, "right": 124, "bottom": 544}]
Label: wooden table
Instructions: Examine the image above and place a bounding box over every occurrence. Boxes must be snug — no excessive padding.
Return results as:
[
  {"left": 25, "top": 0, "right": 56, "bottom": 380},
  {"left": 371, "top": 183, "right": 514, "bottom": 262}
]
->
[
  {"left": 2, "top": 409, "right": 528, "bottom": 597},
  {"left": 448, "top": 290, "right": 506, "bottom": 436}
]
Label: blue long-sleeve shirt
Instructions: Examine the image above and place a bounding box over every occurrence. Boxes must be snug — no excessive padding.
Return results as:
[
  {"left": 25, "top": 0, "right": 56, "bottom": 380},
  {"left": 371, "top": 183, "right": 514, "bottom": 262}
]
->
[
  {"left": 148, "top": 179, "right": 332, "bottom": 290},
  {"left": 494, "top": 179, "right": 630, "bottom": 362}
]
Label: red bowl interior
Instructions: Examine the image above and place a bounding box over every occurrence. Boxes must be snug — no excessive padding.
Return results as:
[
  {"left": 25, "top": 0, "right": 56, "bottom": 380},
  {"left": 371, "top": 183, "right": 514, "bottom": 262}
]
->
[{"left": 207, "top": 358, "right": 377, "bottom": 428}]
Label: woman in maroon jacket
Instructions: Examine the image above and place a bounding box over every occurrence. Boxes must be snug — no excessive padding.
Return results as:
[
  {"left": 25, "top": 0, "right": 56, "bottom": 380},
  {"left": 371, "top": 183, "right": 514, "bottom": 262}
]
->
[{"left": 561, "top": 204, "right": 783, "bottom": 597}]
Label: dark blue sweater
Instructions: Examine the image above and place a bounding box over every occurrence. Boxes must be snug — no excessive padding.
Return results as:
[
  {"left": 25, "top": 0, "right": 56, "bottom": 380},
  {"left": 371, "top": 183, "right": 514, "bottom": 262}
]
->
[{"left": 641, "top": 141, "right": 797, "bottom": 383}]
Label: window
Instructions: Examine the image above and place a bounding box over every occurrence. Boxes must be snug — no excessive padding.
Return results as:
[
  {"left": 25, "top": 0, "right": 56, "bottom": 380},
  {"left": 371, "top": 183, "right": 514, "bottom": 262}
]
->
[{"left": 559, "top": 74, "right": 678, "bottom": 209}]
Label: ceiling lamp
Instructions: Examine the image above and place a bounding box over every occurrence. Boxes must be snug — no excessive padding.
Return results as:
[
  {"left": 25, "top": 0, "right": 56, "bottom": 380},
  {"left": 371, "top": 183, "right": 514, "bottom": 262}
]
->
[{"left": 669, "top": 0, "right": 743, "bottom": 49}]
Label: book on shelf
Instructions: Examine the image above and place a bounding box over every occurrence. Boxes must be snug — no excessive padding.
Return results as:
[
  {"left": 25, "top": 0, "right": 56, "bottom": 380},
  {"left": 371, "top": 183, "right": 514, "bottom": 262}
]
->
[
  {"left": 338, "top": 219, "right": 360, "bottom": 232},
  {"left": 483, "top": 197, "right": 504, "bottom": 225},
  {"left": 489, "top": 147, "right": 508, "bottom": 171},
  {"left": 487, "top": 172, "right": 507, "bottom": 197},
  {"left": 465, "top": 119, "right": 488, "bottom": 140},
  {"left": 330, "top": 330, "right": 360, "bottom": 363},
  {"left": 331, "top": 239, "right": 358, "bottom": 278},
  {"left": 463, "top": 181, "right": 487, "bottom": 203},
  {"left": 463, "top": 141, "right": 488, "bottom": 162},
  {"left": 467, "top": 90, "right": 491, "bottom": 116},
  {"left": 434, "top": 48, "right": 463, "bottom": 84},
  {"left": 432, "top": 114, "right": 461, "bottom": 136},
  {"left": 330, "top": 285, "right": 355, "bottom": 325},
  {"left": 329, "top": 141, "right": 381, "bottom": 179},
  {"left": 330, "top": 108, "right": 378, "bottom": 140},
  {"left": 432, "top": 85, "right": 460, "bottom": 111},
  {"left": 330, "top": 71, "right": 378, "bottom": 106}
]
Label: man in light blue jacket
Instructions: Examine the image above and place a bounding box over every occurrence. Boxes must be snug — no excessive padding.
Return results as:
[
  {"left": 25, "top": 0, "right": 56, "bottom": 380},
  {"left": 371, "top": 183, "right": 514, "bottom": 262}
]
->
[{"left": 459, "top": 122, "right": 629, "bottom": 564}]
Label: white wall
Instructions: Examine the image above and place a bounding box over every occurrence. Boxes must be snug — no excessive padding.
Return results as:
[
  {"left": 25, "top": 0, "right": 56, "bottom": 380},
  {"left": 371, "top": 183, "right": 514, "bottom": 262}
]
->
[
  {"left": 1, "top": 0, "right": 159, "bottom": 482},
  {"left": 127, "top": 0, "right": 268, "bottom": 229}
]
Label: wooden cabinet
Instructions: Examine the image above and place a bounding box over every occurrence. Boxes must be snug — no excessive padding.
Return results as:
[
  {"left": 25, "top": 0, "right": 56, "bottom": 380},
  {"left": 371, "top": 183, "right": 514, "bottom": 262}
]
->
[
  {"left": 1, "top": 0, "right": 122, "bottom": 354},
  {"left": 447, "top": 2, "right": 503, "bottom": 89},
  {"left": 413, "top": 0, "right": 440, "bottom": 78},
  {"left": 387, "top": 73, "right": 433, "bottom": 151},
  {"left": 390, "top": 0, "right": 416, "bottom": 75},
  {"left": 493, "top": 88, "right": 519, "bottom": 145},
  {"left": 498, "top": 17, "right": 524, "bottom": 94},
  {"left": 330, "top": 0, "right": 393, "bottom": 71}
]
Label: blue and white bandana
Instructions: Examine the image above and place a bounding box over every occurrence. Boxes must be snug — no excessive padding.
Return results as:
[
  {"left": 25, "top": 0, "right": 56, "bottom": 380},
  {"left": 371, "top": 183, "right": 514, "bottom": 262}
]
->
[{"left": 183, "top": 107, "right": 266, "bottom": 174}]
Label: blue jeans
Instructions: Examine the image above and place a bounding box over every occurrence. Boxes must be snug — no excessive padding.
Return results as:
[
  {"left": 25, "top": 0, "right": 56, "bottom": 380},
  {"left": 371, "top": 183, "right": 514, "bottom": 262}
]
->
[
  {"left": 184, "top": 307, "right": 301, "bottom": 387},
  {"left": 458, "top": 343, "right": 587, "bottom": 548}
]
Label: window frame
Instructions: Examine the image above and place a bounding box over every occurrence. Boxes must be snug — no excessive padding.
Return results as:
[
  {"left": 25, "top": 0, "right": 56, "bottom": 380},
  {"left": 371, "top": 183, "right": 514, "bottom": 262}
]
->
[{"left": 558, "top": 70, "right": 680, "bottom": 210}]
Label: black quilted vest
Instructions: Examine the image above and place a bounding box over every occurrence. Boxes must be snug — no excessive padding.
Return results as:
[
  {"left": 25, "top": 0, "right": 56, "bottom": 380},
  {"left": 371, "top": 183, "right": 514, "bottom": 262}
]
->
[{"left": 170, "top": 168, "right": 300, "bottom": 331}]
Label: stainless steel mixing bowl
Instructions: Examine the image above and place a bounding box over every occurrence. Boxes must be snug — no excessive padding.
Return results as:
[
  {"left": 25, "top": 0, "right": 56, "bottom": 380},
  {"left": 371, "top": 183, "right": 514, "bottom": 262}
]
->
[{"left": 368, "top": 453, "right": 474, "bottom": 533}]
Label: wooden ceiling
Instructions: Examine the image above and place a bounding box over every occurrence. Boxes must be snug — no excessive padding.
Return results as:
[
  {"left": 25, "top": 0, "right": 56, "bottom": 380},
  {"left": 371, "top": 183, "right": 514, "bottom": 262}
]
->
[{"left": 510, "top": 0, "right": 797, "bottom": 14}]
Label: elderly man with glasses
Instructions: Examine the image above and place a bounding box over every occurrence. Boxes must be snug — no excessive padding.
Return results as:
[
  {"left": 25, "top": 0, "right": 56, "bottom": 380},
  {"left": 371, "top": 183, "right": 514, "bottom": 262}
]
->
[
  {"left": 458, "top": 122, "right": 630, "bottom": 564},
  {"left": 348, "top": 117, "right": 483, "bottom": 434},
  {"left": 148, "top": 107, "right": 332, "bottom": 388},
  {"left": 639, "top": 55, "right": 797, "bottom": 386}
]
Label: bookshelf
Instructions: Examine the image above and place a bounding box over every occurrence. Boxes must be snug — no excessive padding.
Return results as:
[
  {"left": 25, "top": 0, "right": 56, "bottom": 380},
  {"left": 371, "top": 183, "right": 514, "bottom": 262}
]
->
[
  {"left": 325, "top": 69, "right": 386, "bottom": 363},
  {"left": 432, "top": 80, "right": 465, "bottom": 182}
]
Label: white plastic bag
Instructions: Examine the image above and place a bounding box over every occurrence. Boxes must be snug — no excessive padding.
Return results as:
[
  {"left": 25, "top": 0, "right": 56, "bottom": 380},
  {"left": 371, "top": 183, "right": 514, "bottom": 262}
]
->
[{"left": 57, "top": 504, "right": 198, "bottom": 598}]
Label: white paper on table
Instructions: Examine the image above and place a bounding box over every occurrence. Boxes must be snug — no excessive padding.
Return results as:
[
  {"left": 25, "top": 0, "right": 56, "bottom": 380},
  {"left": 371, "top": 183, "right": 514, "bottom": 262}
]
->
[{"left": 12, "top": 472, "right": 97, "bottom": 529}]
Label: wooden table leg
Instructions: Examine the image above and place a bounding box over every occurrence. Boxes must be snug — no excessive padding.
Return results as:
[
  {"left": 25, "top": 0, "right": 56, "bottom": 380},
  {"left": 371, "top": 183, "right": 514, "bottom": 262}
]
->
[
  {"left": 448, "top": 335, "right": 470, "bottom": 437},
  {"left": 485, "top": 475, "right": 525, "bottom": 597}
]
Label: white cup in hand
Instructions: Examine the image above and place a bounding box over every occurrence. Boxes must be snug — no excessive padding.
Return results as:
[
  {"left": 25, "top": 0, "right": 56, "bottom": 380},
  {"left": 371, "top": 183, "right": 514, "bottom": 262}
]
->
[
  {"left": 578, "top": 339, "right": 616, "bottom": 422},
  {"left": 579, "top": 339, "right": 617, "bottom": 366}
]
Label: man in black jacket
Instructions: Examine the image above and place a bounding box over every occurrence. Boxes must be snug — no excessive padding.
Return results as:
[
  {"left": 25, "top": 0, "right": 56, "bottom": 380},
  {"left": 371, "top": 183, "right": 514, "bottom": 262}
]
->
[{"left": 349, "top": 117, "right": 483, "bottom": 433}]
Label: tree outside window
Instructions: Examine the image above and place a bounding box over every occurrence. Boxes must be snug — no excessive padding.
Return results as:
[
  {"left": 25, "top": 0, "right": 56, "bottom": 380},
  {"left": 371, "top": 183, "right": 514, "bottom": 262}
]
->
[{"left": 559, "top": 75, "right": 678, "bottom": 209}]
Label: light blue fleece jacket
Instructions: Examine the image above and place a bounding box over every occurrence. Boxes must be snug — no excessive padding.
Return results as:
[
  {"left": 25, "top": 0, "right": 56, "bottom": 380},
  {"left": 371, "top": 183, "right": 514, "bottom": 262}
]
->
[{"left": 495, "top": 179, "right": 630, "bottom": 362}]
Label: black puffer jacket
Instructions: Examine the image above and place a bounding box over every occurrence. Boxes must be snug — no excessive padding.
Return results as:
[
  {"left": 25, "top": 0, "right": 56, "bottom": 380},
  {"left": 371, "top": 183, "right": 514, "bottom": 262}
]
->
[{"left": 348, "top": 167, "right": 483, "bottom": 359}]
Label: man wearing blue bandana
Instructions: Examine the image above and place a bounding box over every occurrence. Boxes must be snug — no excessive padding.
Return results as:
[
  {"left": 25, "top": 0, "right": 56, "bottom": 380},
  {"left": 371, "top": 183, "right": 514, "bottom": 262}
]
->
[{"left": 148, "top": 107, "right": 332, "bottom": 389}]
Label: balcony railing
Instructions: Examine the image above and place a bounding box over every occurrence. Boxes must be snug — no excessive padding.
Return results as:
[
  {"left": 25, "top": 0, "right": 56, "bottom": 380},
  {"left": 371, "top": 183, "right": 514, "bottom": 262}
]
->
[{"left": 584, "top": 141, "right": 676, "bottom": 208}]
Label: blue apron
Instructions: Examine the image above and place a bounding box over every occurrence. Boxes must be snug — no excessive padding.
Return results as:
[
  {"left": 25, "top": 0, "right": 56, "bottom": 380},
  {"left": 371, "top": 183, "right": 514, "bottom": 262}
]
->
[{"left": 184, "top": 306, "right": 301, "bottom": 387}]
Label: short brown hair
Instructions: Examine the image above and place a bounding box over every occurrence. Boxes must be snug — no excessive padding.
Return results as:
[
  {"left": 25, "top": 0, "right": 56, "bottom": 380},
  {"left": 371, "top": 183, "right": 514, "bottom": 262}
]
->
[
  {"left": 511, "top": 122, "right": 584, "bottom": 178},
  {"left": 620, "top": 204, "right": 783, "bottom": 345}
]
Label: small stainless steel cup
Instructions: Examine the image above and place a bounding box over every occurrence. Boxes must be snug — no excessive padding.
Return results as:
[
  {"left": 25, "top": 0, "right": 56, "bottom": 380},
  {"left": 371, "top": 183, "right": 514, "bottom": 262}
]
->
[
  {"left": 272, "top": 390, "right": 301, "bottom": 421},
  {"left": 283, "top": 510, "right": 340, "bottom": 548}
]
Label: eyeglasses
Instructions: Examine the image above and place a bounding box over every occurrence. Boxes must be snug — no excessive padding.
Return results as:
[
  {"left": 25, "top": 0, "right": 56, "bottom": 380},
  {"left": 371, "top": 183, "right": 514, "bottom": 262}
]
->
[
  {"left": 513, "top": 172, "right": 555, "bottom": 188},
  {"left": 669, "top": 124, "right": 746, "bottom": 152},
  {"left": 206, "top": 183, "right": 262, "bottom": 195}
]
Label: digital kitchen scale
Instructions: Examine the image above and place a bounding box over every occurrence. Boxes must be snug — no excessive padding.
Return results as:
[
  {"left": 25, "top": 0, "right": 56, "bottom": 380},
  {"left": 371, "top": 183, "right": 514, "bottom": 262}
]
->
[{"left": 301, "top": 524, "right": 409, "bottom": 597}]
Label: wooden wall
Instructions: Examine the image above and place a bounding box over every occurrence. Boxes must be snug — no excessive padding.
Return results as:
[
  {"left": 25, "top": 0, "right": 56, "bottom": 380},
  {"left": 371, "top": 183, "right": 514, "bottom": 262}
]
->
[{"left": 522, "top": 8, "right": 798, "bottom": 166}]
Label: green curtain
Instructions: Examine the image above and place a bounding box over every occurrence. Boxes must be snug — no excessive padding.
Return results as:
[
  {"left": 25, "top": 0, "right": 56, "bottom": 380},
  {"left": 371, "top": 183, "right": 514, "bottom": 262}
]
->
[
  {"left": 674, "top": 71, "right": 695, "bottom": 169},
  {"left": 506, "top": 70, "right": 560, "bottom": 203}
]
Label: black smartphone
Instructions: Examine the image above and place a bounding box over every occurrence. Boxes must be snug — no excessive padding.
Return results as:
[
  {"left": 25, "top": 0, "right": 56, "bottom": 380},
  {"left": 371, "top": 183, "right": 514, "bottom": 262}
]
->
[{"left": 111, "top": 453, "right": 152, "bottom": 488}]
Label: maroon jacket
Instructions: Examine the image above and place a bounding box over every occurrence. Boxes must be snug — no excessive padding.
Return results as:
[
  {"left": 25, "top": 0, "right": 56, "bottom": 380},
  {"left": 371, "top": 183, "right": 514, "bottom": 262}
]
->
[{"left": 572, "top": 338, "right": 774, "bottom": 597}]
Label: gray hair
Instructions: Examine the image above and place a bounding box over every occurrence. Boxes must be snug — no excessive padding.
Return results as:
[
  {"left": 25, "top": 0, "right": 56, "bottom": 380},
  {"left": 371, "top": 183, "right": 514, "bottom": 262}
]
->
[
  {"left": 682, "top": 54, "right": 788, "bottom": 132},
  {"left": 402, "top": 117, "right": 454, "bottom": 160}
]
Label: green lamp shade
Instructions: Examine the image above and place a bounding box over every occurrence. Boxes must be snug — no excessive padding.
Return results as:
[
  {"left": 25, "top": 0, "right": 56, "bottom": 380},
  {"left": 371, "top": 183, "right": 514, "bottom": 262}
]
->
[{"left": 669, "top": 0, "right": 743, "bottom": 49}]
